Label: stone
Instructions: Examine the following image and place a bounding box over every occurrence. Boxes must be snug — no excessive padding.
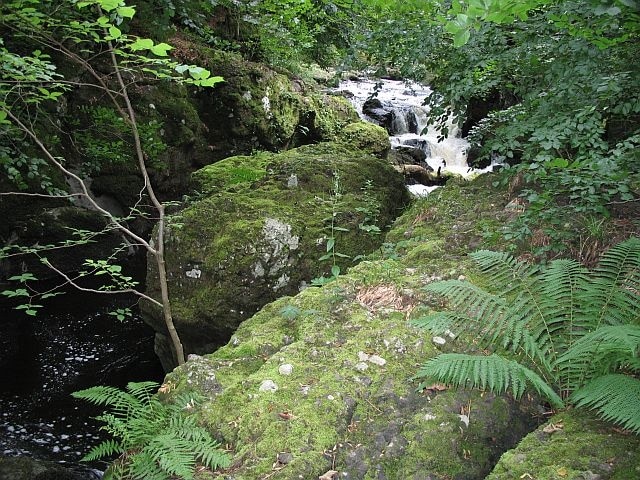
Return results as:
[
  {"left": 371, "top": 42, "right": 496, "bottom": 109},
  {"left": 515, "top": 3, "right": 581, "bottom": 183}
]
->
[
  {"left": 258, "top": 380, "right": 278, "bottom": 393},
  {"left": 277, "top": 452, "right": 294, "bottom": 465},
  {"left": 143, "top": 141, "right": 410, "bottom": 370},
  {"left": 278, "top": 364, "right": 293, "bottom": 376},
  {"left": 157, "top": 175, "right": 547, "bottom": 480}
]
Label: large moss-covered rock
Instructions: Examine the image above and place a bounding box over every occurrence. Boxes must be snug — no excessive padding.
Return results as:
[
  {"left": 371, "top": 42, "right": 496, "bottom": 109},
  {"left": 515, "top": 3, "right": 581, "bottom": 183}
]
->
[
  {"left": 151, "top": 175, "right": 546, "bottom": 479},
  {"left": 144, "top": 136, "right": 409, "bottom": 369},
  {"left": 487, "top": 412, "right": 640, "bottom": 479},
  {"left": 171, "top": 40, "right": 360, "bottom": 159},
  {"left": 161, "top": 273, "right": 537, "bottom": 480}
]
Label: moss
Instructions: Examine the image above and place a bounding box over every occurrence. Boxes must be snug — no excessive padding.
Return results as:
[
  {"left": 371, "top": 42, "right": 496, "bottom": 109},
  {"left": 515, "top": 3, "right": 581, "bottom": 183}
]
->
[
  {"left": 148, "top": 172, "right": 571, "bottom": 479},
  {"left": 147, "top": 169, "right": 640, "bottom": 479},
  {"left": 143, "top": 142, "right": 410, "bottom": 365},
  {"left": 487, "top": 411, "right": 640, "bottom": 479},
  {"left": 167, "top": 38, "right": 360, "bottom": 154},
  {"left": 337, "top": 121, "right": 391, "bottom": 158}
]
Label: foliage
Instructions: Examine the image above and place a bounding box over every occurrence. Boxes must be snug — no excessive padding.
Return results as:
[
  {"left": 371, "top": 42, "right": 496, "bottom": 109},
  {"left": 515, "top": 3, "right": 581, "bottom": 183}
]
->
[
  {"left": 311, "top": 171, "right": 351, "bottom": 286},
  {"left": 72, "top": 381, "right": 231, "bottom": 479},
  {"left": 413, "top": 237, "right": 640, "bottom": 434},
  {"left": 347, "top": 0, "right": 640, "bottom": 258},
  {"left": 0, "top": 0, "right": 224, "bottom": 366}
]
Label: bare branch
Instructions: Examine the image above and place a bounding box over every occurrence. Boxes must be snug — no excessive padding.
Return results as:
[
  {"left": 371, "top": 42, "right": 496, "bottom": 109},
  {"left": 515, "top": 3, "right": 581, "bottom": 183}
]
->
[
  {"left": 3, "top": 109, "right": 157, "bottom": 256},
  {"left": 42, "top": 258, "right": 163, "bottom": 308}
]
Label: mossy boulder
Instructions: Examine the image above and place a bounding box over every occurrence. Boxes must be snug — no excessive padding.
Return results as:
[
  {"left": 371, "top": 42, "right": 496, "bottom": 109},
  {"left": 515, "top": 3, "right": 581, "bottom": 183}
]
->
[
  {"left": 150, "top": 174, "right": 551, "bottom": 479},
  {"left": 161, "top": 275, "right": 537, "bottom": 479},
  {"left": 171, "top": 41, "right": 360, "bottom": 157},
  {"left": 487, "top": 411, "right": 640, "bottom": 479},
  {"left": 143, "top": 138, "right": 409, "bottom": 369}
]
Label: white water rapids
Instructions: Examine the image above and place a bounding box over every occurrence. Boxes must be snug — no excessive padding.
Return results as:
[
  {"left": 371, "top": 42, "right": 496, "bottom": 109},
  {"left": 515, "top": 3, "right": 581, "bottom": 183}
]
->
[{"left": 335, "top": 78, "right": 497, "bottom": 195}]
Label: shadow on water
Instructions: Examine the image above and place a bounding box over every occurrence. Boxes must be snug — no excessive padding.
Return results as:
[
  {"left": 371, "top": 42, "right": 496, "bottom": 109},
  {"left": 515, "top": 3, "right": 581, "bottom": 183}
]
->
[{"left": 0, "top": 286, "right": 165, "bottom": 471}]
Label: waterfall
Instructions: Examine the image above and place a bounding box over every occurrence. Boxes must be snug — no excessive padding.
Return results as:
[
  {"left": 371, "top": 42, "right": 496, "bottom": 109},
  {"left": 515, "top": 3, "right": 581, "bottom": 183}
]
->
[{"left": 335, "top": 78, "right": 496, "bottom": 187}]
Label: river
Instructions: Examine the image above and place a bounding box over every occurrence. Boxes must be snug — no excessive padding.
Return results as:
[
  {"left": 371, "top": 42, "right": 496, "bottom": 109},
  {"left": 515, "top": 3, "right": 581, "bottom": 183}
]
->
[{"left": 0, "top": 288, "right": 164, "bottom": 472}]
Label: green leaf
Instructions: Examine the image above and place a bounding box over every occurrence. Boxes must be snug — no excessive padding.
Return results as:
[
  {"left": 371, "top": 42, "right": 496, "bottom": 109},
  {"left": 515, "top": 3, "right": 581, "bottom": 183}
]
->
[
  {"left": 197, "top": 76, "right": 224, "bottom": 87},
  {"left": 150, "top": 43, "right": 172, "bottom": 56},
  {"left": 108, "top": 26, "right": 122, "bottom": 39},
  {"left": 331, "top": 265, "right": 341, "bottom": 278},
  {"left": 98, "top": 0, "right": 120, "bottom": 12},
  {"left": 116, "top": 6, "right": 135, "bottom": 18},
  {"left": 9, "top": 273, "right": 37, "bottom": 282},
  {"left": 130, "top": 38, "right": 154, "bottom": 51},
  {"left": 453, "top": 28, "right": 471, "bottom": 47},
  {"left": 326, "top": 237, "right": 335, "bottom": 252}
]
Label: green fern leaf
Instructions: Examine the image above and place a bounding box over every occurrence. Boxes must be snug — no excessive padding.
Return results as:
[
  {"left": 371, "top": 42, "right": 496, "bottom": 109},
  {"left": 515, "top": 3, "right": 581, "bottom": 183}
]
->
[
  {"left": 127, "top": 451, "right": 168, "bottom": 480},
  {"left": 146, "top": 433, "right": 196, "bottom": 479},
  {"left": 418, "top": 239, "right": 640, "bottom": 433},
  {"left": 411, "top": 311, "right": 463, "bottom": 334},
  {"left": 416, "top": 353, "right": 564, "bottom": 408},
  {"left": 571, "top": 374, "right": 640, "bottom": 434},
  {"left": 81, "top": 439, "right": 124, "bottom": 462},
  {"left": 126, "top": 381, "right": 159, "bottom": 401},
  {"left": 470, "top": 249, "right": 540, "bottom": 297},
  {"left": 587, "top": 237, "right": 640, "bottom": 327}
]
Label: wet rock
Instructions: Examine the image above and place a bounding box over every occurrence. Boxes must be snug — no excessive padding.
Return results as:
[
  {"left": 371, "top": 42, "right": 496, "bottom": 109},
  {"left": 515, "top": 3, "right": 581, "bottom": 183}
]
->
[{"left": 0, "top": 456, "right": 90, "bottom": 480}]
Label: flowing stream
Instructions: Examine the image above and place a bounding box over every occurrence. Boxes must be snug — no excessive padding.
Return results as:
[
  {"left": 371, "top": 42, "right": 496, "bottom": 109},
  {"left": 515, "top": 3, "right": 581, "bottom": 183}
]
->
[
  {"left": 335, "top": 78, "right": 496, "bottom": 194},
  {"left": 0, "top": 288, "right": 164, "bottom": 474}
]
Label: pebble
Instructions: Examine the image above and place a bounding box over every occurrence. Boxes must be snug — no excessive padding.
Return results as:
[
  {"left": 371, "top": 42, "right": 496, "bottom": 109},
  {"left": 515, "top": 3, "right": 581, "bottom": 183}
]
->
[
  {"left": 432, "top": 336, "right": 447, "bottom": 345},
  {"left": 357, "top": 351, "right": 387, "bottom": 366},
  {"left": 278, "top": 364, "right": 293, "bottom": 376},
  {"left": 355, "top": 362, "right": 368, "bottom": 372},
  {"left": 368, "top": 355, "right": 386, "bottom": 366},
  {"left": 258, "top": 380, "right": 278, "bottom": 393}
]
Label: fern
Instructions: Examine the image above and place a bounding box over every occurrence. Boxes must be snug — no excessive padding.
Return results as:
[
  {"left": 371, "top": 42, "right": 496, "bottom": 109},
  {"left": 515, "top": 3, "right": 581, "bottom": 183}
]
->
[
  {"left": 72, "top": 381, "right": 231, "bottom": 479},
  {"left": 417, "top": 353, "right": 564, "bottom": 408},
  {"left": 571, "top": 374, "right": 640, "bottom": 434},
  {"left": 415, "top": 237, "right": 640, "bottom": 434}
]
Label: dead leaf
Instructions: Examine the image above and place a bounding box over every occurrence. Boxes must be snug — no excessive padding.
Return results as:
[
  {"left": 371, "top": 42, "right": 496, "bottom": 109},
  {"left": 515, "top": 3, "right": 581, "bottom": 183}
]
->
[
  {"left": 542, "top": 422, "right": 564, "bottom": 434},
  {"left": 277, "top": 411, "right": 294, "bottom": 420},
  {"left": 319, "top": 471, "right": 338, "bottom": 480},
  {"left": 158, "top": 382, "right": 174, "bottom": 394},
  {"left": 425, "top": 383, "right": 448, "bottom": 392},
  {"left": 355, "top": 284, "right": 416, "bottom": 314},
  {"left": 519, "top": 474, "right": 533, "bottom": 479},
  {"left": 557, "top": 467, "right": 568, "bottom": 477}
]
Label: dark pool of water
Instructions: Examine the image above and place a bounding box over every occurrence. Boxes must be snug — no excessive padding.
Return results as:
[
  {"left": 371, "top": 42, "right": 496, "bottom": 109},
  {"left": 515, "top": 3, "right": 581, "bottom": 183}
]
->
[{"left": 0, "top": 291, "right": 164, "bottom": 469}]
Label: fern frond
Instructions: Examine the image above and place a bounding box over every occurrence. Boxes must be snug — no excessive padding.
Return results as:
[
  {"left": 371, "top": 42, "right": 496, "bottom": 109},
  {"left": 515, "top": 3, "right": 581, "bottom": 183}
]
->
[
  {"left": 556, "top": 325, "right": 640, "bottom": 390},
  {"left": 470, "top": 249, "right": 540, "bottom": 297},
  {"left": 587, "top": 237, "right": 640, "bottom": 327},
  {"left": 127, "top": 451, "right": 169, "bottom": 480},
  {"left": 172, "top": 423, "right": 231, "bottom": 469},
  {"left": 145, "top": 433, "right": 196, "bottom": 480},
  {"left": 416, "top": 353, "right": 564, "bottom": 408},
  {"left": 424, "top": 280, "right": 514, "bottom": 346},
  {"left": 571, "top": 374, "right": 640, "bottom": 434},
  {"left": 126, "top": 381, "right": 160, "bottom": 402},
  {"left": 72, "top": 385, "right": 134, "bottom": 407},
  {"left": 410, "top": 311, "right": 465, "bottom": 334},
  {"left": 81, "top": 439, "right": 124, "bottom": 462}
]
